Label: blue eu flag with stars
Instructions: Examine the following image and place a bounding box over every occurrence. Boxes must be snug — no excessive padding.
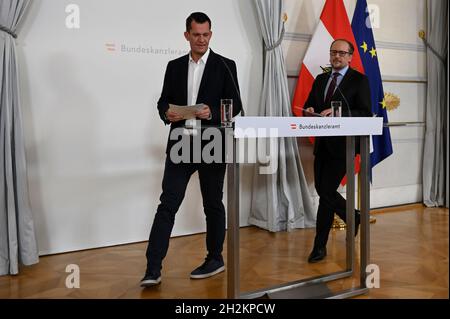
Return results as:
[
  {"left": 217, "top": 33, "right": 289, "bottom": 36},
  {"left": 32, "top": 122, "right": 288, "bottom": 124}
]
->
[{"left": 352, "top": 0, "right": 393, "bottom": 173}]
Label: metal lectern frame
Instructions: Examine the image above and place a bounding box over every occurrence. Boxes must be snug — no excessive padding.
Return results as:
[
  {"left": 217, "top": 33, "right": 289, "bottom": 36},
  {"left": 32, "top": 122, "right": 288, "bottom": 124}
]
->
[{"left": 226, "top": 131, "right": 371, "bottom": 299}]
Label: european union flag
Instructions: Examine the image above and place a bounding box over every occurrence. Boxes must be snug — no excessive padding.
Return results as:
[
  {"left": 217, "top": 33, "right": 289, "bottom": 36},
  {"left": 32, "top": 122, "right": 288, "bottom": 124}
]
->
[{"left": 352, "top": 0, "right": 393, "bottom": 172}]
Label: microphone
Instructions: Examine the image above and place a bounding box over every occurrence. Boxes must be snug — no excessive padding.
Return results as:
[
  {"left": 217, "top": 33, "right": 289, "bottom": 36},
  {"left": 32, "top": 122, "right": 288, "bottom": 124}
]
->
[
  {"left": 328, "top": 71, "right": 352, "bottom": 117},
  {"left": 219, "top": 55, "right": 245, "bottom": 116}
]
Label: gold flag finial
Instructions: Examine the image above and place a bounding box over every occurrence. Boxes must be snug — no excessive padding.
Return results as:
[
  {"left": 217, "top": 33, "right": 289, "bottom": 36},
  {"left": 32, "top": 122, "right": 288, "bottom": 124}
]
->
[{"left": 418, "top": 30, "right": 426, "bottom": 40}]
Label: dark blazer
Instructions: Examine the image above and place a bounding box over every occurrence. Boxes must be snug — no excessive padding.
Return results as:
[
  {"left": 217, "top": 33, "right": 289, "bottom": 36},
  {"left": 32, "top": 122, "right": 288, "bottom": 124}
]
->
[
  {"left": 157, "top": 49, "right": 242, "bottom": 154},
  {"left": 304, "top": 68, "right": 372, "bottom": 158}
]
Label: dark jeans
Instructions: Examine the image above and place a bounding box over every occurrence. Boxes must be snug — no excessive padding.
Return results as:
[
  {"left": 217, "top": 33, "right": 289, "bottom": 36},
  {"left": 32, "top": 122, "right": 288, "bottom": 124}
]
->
[
  {"left": 145, "top": 157, "right": 227, "bottom": 273},
  {"left": 313, "top": 152, "right": 348, "bottom": 248}
]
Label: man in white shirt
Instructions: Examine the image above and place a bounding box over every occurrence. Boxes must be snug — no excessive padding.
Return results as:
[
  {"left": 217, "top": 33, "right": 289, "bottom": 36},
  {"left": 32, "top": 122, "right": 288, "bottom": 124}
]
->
[{"left": 141, "top": 12, "right": 242, "bottom": 287}]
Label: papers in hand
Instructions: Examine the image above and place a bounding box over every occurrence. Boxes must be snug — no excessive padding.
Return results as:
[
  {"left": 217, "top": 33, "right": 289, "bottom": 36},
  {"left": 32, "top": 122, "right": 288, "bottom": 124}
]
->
[
  {"left": 298, "top": 107, "right": 324, "bottom": 117},
  {"left": 169, "top": 103, "right": 205, "bottom": 120}
]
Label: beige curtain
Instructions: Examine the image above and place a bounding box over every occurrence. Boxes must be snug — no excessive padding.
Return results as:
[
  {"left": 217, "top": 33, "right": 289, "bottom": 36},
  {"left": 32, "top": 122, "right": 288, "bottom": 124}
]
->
[
  {"left": 1, "top": 0, "right": 38, "bottom": 275},
  {"left": 422, "top": 0, "right": 448, "bottom": 207},
  {"left": 250, "top": 0, "right": 315, "bottom": 231}
]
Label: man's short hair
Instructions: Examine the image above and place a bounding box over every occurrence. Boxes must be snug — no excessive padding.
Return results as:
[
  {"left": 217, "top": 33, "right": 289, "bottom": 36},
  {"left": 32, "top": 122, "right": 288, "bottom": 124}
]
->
[
  {"left": 186, "top": 12, "right": 211, "bottom": 32},
  {"left": 331, "top": 39, "right": 355, "bottom": 55}
]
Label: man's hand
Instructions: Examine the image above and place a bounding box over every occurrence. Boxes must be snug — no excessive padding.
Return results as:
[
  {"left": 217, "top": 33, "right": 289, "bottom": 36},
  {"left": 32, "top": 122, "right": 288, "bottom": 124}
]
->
[
  {"left": 195, "top": 105, "right": 212, "bottom": 120},
  {"left": 320, "top": 108, "right": 333, "bottom": 117},
  {"left": 303, "top": 107, "right": 315, "bottom": 117},
  {"left": 166, "top": 109, "right": 184, "bottom": 122}
]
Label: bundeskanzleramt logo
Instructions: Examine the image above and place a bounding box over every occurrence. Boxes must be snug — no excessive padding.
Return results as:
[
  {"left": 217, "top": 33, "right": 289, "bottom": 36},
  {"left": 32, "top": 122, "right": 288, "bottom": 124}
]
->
[
  {"left": 104, "top": 43, "right": 188, "bottom": 57},
  {"left": 105, "top": 43, "right": 116, "bottom": 52}
]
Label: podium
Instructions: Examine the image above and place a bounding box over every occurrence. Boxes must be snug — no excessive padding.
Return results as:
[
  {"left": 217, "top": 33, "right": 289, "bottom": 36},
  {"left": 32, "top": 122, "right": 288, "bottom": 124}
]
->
[{"left": 226, "top": 116, "right": 383, "bottom": 299}]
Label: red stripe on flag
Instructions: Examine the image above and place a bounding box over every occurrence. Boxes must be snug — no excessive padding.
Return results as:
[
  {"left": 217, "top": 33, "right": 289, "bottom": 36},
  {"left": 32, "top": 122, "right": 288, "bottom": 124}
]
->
[
  {"left": 340, "top": 155, "right": 361, "bottom": 186},
  {"left": 292, "top": 65, "right": 314, "bottom": 117},
  {"left": 292, "top": 66, "right": 315, "bottom": 144}
]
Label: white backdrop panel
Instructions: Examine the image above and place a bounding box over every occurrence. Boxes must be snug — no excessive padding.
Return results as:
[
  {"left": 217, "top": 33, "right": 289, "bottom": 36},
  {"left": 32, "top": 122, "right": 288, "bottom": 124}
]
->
[{"left": 18, "top": 0, "right": 262, "bottom": 255}]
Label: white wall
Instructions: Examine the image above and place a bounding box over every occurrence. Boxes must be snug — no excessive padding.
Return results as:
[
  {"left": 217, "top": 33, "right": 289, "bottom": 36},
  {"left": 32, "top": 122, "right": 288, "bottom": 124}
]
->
[
  {"left": 283, "top": 0, "right": 426, "bottom": 208},
  {"left": 18, "top": 0, "right": 262, "bottom": 255}
]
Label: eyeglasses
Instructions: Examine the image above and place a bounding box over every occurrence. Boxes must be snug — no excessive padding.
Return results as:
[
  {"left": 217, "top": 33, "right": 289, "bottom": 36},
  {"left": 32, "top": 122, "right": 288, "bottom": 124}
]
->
[{"left": 330, "top": 50, "right": 351, "bottom": 57}]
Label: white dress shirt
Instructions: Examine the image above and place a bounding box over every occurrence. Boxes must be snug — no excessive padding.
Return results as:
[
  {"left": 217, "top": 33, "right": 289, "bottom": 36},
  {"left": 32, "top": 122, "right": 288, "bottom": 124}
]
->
[
  {"left": 185, "top": 48, "right": 210, "bottom": 130},
  {"left": 324, "top": 65, "right": 349, "bottom": 100}
]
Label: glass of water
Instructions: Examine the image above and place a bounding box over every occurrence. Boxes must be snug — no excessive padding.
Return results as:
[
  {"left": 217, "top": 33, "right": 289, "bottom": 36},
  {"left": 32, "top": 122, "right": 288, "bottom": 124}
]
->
[
  {"left": 220, "top": 99, "right": 233, "bottom": 127},
  {"left": 331, "top": 101, "right": 342, "bottom": 117}
]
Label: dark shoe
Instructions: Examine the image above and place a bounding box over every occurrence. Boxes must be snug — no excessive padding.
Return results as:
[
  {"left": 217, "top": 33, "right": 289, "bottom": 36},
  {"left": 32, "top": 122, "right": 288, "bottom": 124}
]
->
[
  {"left": 190, "top": 258, "right": 225, "bottom": 279},
  {"left": 308, "top": 246, "right": 327, "bottom": 263},
  {"left": 140, "top": 270, "right": 161, "bottom": 287}
]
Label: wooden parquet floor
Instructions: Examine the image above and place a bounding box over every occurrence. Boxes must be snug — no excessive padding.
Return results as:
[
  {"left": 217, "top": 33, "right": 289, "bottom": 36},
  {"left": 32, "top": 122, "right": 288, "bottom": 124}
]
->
[{"left": 0, "top": 204, "right": 448, "bottom": 299}]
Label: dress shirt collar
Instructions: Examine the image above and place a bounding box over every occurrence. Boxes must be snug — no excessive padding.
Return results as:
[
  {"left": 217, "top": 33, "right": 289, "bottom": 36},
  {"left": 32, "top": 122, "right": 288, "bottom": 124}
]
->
[
  {"left": 332, "top": 65, "right": 349, "bottom": 78},
  {"left": 189, "top": 48, "right": 210, "bottom": 65}
]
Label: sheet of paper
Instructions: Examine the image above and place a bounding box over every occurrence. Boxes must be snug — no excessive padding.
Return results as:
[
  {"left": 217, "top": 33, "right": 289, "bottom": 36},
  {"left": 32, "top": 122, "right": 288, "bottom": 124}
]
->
[
  {"left": 169, "top": 103, "right": 205, "bottom": 120},
  {"left": 298, "top": 107, "right": 324, "bottom": 117}
]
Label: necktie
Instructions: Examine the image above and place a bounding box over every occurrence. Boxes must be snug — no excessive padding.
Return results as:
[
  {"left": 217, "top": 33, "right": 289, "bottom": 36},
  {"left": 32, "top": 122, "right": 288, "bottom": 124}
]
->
[{"left": 324, "top": 72, "right": 340, "bottom": 105}]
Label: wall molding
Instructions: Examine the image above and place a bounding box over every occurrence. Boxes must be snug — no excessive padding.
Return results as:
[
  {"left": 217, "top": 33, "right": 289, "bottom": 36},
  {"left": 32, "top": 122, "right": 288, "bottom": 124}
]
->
[
  {"left": 376, "top": 40, "right": 426, "bottom": 52},
  {"left": 284, "top": 32, "right": 312, "bottom": 42},
  {"left": 382, "top": 75, "right": 427, "bottom": 83},
  {"left": 387, "top": 122, "right": 426, "bottom": 128},
  {"left": 369, "top": 184, "right": 422, "bottom": 208},
  {"left": 392, "top": 138, "right": 424, "bottom": 144},
  {"left": 287, "top": 71, "right": 427, "bottom": 83},
  {"left": 300, "top": 184, "right": 422, "bottom": 209},
  {"left": 284, "top": 32, "right": 426, "bottom": 52},
  {"left": 298, "top": 137, "right": 425, "bottom": 146}
]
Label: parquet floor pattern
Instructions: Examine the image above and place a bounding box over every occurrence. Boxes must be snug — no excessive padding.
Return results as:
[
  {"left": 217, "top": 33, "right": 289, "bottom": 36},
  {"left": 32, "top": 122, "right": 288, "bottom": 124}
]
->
[{"left": 0, "top": 204, "right": 447, "bottom": 299}]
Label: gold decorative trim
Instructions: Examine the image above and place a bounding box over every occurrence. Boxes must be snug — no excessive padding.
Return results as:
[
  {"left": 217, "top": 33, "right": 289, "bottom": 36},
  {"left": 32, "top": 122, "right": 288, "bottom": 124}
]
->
[
  {"left": 384, "top": 92, "right": 400, "bottom": 111},
  {"left": 332, "top": 214, "right": 377, "bottom": 229},
  {"left": 332, "top": 215, "right": 347, "bottom": 229}
]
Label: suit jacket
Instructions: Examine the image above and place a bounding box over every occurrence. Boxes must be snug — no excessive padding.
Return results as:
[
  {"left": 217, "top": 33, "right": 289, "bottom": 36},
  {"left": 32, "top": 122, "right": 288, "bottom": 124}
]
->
[
  {"left": 157, "top": 49, "right": 242, "bottom": 154},
  {"left": 304, "top": 68, "right": 372, "bottom": 159}
]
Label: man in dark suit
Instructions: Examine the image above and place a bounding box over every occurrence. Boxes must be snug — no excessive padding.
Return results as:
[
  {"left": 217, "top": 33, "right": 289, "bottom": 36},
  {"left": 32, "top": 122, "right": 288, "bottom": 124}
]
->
[
  {"left": 141, "top": 12, "right": 242, "bottom": 287},
  {"left": 303, "top": 39, "right": 371, "bottom": 263}
]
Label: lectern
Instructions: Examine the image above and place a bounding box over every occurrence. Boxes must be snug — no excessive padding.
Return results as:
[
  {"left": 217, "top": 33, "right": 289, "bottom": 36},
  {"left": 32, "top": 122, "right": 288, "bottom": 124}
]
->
[{"left": 226, "top": 116, "right": 383, "bottom": 299}]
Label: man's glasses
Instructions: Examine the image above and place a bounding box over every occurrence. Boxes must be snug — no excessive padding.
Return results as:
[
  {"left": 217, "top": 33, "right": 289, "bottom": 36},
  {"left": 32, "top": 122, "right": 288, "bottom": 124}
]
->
[{"left": 330, "top": 50, "right": 351, "bottom": 57}]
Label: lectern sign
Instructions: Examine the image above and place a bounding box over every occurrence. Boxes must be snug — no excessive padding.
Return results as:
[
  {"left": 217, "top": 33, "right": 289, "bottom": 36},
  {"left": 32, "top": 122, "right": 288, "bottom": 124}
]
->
[{"left": 234, "top": 117, "right": 383, "bottom": 138}]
